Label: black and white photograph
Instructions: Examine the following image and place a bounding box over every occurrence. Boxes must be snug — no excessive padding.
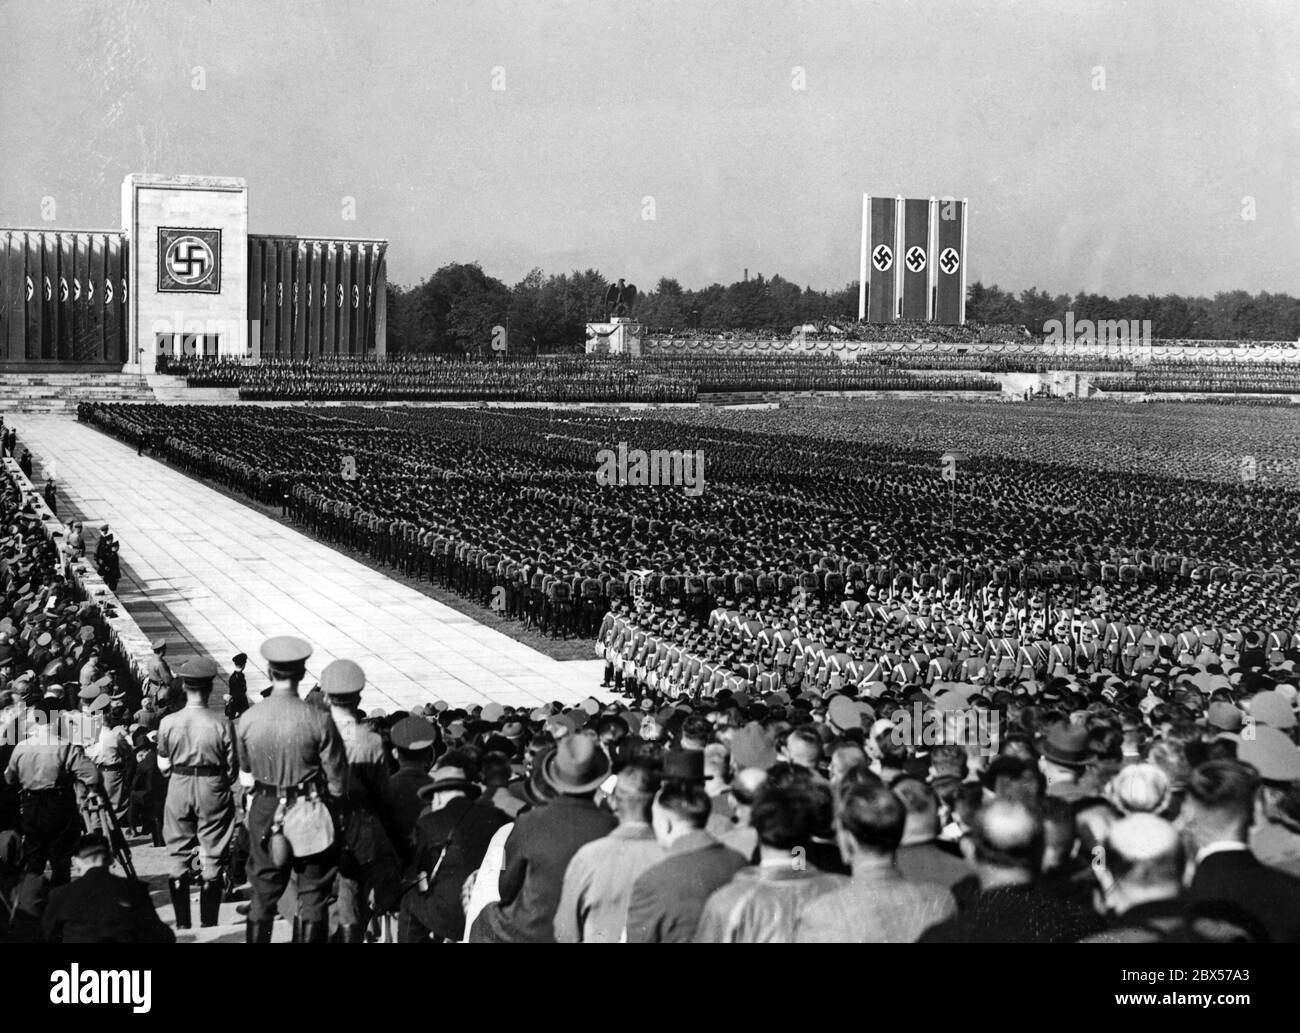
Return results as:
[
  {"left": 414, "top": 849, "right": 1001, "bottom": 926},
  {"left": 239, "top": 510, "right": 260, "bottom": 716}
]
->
[{"left": 0, "top": 0, "right": 1295, "bottom": 1007}]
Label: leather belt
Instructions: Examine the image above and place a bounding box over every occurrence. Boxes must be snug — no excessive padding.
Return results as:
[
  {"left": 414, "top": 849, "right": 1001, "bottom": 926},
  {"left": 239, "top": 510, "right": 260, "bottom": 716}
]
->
[
  {"left": 252, "top": 780, "right": 314, "bottom": 798},
  {"left": 173, "top": 764, "right": 222, "bottom": 777}
]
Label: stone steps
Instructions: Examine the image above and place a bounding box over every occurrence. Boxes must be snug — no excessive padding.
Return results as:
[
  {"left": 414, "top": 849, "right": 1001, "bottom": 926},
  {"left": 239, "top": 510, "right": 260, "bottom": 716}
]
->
[{"left": 0, "top": 372, "right": 155, "bottom": 412}]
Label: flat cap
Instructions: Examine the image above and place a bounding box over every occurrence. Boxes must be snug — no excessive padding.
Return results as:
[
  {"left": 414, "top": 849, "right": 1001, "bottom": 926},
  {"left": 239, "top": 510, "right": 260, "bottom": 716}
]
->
[
  {"left": 259, "top": 635, "right": 313, "bottom": 666},
  {"left": 390, "top": 715, "right": 437, "bottom": 751},
  {"left": 88, "top": 694, "right": 111, "bottom": 713},
  {"left": 150, "top": 638, "right": 166, "bottom": 652},
  {"left": 320, "top": 659, "right": 365, "bottom": 696},
  {"left": 178, "top": 657, "right": 218, "bottom": 682},
  {"left": 77, "top": 684, "right": 101, "bottom": 701}
]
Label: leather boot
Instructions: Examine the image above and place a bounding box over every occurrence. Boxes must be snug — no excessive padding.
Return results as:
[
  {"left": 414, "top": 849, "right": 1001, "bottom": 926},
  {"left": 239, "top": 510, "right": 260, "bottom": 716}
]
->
[
  {"left": 168, "top": 877, "right": 192, "bottom": 929},
  {"left": 291, "top": 916, "right": 301, "bottom": 942},
  {"left": 199, "top": 878, "right": 223, "bottom": 927},
  {"left": 337, "top": 923, "right": 364, "bottom": 943},
  {"left": 300, "top": 919, "right": 328, "bottom": 943},
  {"left": 245, "top": 918, "right": 273, "bottom": 944}
]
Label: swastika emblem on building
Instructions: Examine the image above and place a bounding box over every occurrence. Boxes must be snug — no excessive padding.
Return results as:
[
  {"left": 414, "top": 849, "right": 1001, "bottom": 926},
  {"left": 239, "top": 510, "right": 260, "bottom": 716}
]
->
[
  {"left": 871, "top": 245, "right": 893, "bottom": 272},
  {"left": 939, "top": 247, "right": 960, "bottom": 275},
  {"left": 158, "top": 227, "right": 221, "bottom": 293},
  {"left": 166, "top": 237, "right": 212, "bottom": 283},
  {"left": 905, "top": 246, "right": 926, "bottom": 273}
]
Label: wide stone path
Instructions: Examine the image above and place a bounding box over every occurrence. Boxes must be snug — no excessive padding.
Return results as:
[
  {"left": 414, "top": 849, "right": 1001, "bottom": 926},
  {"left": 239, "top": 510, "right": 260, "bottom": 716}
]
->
[{"left": 14, "top": 414, "right": 606, "bottom": 712}]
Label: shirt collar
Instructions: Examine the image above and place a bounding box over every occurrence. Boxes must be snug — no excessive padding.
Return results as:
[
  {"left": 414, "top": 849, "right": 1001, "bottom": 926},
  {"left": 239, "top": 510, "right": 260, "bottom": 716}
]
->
[{"left": 1195, "top": 840, "right": 1249, "bottom": 865}]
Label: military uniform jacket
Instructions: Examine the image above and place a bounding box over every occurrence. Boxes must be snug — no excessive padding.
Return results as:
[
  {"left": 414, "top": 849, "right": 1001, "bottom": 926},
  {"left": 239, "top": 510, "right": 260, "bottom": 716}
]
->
[
  {"left": 235, "top": 690, "right": 348, "bottom": 797},
  {"left": 157, "top": 705, "right": 237, "bottom": 782}
]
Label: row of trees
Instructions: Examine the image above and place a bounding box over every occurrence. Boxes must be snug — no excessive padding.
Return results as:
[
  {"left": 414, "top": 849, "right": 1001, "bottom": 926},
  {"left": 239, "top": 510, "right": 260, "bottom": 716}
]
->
[
  {"left": 966, "top": 284, "right": 1300, "bottom": 342},
  {"left": 383, "top": 265, "right": 1300, "bottom": 355}
]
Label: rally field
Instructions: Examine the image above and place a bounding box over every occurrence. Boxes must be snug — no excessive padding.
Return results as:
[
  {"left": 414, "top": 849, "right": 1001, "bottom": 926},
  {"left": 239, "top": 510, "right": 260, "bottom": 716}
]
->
[{"left": 76, "top": 397, "right": 1300, "bottom": 643}]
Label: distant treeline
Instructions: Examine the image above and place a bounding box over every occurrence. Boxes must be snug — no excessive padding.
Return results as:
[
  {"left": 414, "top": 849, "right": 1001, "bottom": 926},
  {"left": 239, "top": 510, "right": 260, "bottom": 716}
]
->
[{"left": 383, "top": 264, "right": 1300, "bottom": 354}]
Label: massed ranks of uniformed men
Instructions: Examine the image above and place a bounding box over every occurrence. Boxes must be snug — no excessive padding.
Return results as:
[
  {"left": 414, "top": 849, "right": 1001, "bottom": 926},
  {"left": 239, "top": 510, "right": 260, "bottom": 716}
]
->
[
  {"left": 236, "top": 636, "right": 347, "bottom": 944},
  {"left": 156, "top": 657, "right": 238, "bottom": 929},
  {"left": 320, "top": 658, "right": 402, "bottom": 942}
]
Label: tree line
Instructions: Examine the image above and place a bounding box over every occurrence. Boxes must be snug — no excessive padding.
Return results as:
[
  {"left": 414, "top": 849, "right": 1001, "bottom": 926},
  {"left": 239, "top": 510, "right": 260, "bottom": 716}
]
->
[{"left": 382, "top": 264, "right": 1300, "bottom": 355}]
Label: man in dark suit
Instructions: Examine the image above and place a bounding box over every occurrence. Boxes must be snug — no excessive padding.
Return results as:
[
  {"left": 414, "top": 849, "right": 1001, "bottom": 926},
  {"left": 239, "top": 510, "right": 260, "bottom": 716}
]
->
[
  {"left": 918, "top": 799, "right": 1104, "bottom": 943},
  {"left": 625, "top": 780, "right": 747, "bottom": 943},
  {"left": 469, "top": 734, "right": 616, "bottom": 943},
  {"left": 40, "top": 834, "right": 174, "bottom": 944},
  {"left": 399, "top": 763, "right": 508, "bottom": 942},
  {"left": 1183, "top": 760, "right": 1300, "bottom": 943},
  {"left": 892, "top": 777, "right": 972, "bottom": 891}
]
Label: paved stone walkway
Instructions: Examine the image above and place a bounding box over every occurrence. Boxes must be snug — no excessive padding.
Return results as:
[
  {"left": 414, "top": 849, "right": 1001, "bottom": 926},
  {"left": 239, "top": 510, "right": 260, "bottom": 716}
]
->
[{"left": 14, "top": 414, "right": 607, "bottom": 712}]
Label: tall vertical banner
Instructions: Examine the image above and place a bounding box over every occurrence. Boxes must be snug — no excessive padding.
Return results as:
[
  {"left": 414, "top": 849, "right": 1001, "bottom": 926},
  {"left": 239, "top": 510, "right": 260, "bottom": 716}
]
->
[
  {"left": 355, "top": 244, "right": 371, "bottom": 354},
  {"left": 901, "top": 198, "right": 933, "bottom": 321},
  {"left": 308, "top": 241, "right": 323, "bottom": 356},
  {"left": 293, "top": 241, "right": 308, "bottom": 358},
  {"left": 261, "top": 241, "right": 278, "bottom": 356},
  {"left": 118, "top": 238, "right": 129, "bottom": 364},
  {"left": 42, "top": 233, "right": 59, "bottom": 359},
  {"left": 322, "top": 242, "right": 338, "bottom": 355},
  {"left": 339, "top": 243, "right": 354, "bottom": 355},
  {"left": 934, "top": 197, "right": 967, "bottom": 326},
  {"left": 57, "top": 233, "right": 74, "bottom": 360},
  {"left": 277, "top": 239, "right": 293, "bottom": 356},
  {"left": 103, "top": 234, "right": 121, "bottom": 364},
  {"left": 0, "top": 233, "right": 12, "bottom": 360},
  {"left": 865, "top": 195, "right": 901, "bottom": 323},
  {"left": 88, "top": 233, "right": 105, "bottom": 361},
  {"left": 1, "top": 233, "right": 19, "bottom": 360},
  {"left": 72, "top": 234, "right": 90, "bottom": 360},
  {"left": 247, "top": 237, "right": 264, "bottom": 359},
  {"left": 26, "top": 232, "right": 42, "bottom": 361}
]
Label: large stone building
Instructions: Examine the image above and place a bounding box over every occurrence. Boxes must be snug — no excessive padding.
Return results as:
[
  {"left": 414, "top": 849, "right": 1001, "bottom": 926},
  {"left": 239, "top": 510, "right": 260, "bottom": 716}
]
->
[{"left": 0, "top": 174, "right": 387, "bottom": 370}]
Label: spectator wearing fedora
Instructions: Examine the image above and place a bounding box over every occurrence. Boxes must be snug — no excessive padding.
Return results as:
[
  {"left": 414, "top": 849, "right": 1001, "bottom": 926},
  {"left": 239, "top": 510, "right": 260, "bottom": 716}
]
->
[
  {"left": 554, "top": 763, "right": 665, "bottom": 943},
  {"left": 1039, "top": 724, "right": 1091, "bottom": 804},
  {"left": 796, "top": 781, "right": 956, "bottom": 942},
  {"left": 694, "top": 780, "right": 843, "bottom": 943},
  {"left": 469, "top": 734, "right": 616, "bottom": 943},
  {"left": 400, "top": 761, "right": 509, "bottom": 943},
  {"left": 625, "top": 779, "right": 747, "bottom": 943},
  {"left": 918, "top": 800, "right": 1104, "bottom": 943}
]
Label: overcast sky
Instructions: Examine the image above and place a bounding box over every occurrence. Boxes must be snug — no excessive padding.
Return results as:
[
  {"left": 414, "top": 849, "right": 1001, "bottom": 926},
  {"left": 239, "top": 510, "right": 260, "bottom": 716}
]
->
[{"left": 1, "top": 0, "right": 1296, "bottom": 296}]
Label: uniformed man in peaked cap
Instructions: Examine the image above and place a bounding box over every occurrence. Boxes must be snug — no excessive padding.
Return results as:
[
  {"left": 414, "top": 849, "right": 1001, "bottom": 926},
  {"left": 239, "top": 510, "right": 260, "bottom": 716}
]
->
[
  {"left": 320, "top": 658, "right": 401, "bottom": 942},
  {"left": 235, "top": 636, "right": 347, "bottom": 943},
  {"left": 156, "top": 657, "right": 238, "bottom": 929},
  {"left": 3, "top": 690, "right": 101, "bottom": 886},
  {"left": 145, "top": 638, "right": 175, "bottom": 707}
]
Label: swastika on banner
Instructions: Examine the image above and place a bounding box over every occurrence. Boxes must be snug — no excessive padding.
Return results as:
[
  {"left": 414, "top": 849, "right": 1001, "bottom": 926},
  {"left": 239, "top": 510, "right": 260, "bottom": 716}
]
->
[
  {"left": 871, "top": 244, "right": 893, "bottom": 272},
  {"left": 939, "top": 247, "right": 960, "bottom": 275},
  {"left": 905, "top": 246, "right": 926, "bottom": 273}
]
